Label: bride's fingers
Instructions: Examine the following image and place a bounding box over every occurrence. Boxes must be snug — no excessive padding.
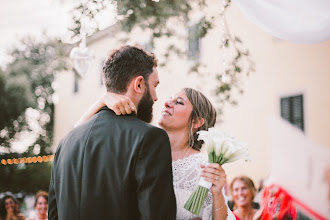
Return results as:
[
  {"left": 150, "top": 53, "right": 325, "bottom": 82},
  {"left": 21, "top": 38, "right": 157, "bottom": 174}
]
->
[
  {"left": 203, "top": 175, "right": 226, "bottom": 193},
  {"left": 129, "top": 100, "right": 136, "bottom": 113},
  {"left": 118, "top": 105, "right": 127, "bottom": 115},
  {"left": 200, "top": 163, "right": 222, "bottom": 170},
  {"left": 201, "top": 164, "right": 225, "bottom": 176},
  {"left": 123, "top": 98, "right": 137, "bottom": 114},
  {"left": 205, "top": 163, "right": 224, "bottom": 171},
  {"left": 201, "top": 163, "right": 226, "bottom": 189},
  {"left": 201, "top": 172, "right": 217, "bottom": 181},
  {"left": 124, "top": 102, "right": 132, "bottom": 114},
  {"left": 202, "top": 175, "right": 225, "bottom": 188},
  {"left": 201, "top": 169, "right": 226, "bottom": 182},
  {"left": 118, "top": 97, "right": 135, "bottom": 114},
  {"left": 111, "top": 104, "right": 122, "bottom": 115}
]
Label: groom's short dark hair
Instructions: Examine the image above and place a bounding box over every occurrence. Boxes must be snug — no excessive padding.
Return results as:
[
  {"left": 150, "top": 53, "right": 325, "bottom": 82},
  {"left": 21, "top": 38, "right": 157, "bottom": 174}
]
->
[{"left": 103, "top": 45, "right": 158, "bottom": 93}]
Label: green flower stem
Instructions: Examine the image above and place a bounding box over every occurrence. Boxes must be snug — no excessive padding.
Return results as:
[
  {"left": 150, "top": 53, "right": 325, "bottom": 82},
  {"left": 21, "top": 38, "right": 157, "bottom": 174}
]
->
[
  {"left": 184, "top": 185, "right": 209, "bottom": 216},
  {"left": 192, "top": 189, "right": 200, "bottom": 214},
  {"left": 191, "top": 190, "right": 198, "bottom": 212}
]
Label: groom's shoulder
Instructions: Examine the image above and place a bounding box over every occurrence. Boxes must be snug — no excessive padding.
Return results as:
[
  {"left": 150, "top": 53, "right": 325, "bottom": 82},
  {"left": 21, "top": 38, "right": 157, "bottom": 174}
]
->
[
  {"left": 141, "top": 121, "right": 166, "bottom": 134},
  {"left": 92, "top": 107, "right": 168, "bottom": 137},
  {"left": 121, "top": 116, "right": 168, "bottom": 138},
  {"left": 139, "top": 122, "right": 169, "bottom": 141}
]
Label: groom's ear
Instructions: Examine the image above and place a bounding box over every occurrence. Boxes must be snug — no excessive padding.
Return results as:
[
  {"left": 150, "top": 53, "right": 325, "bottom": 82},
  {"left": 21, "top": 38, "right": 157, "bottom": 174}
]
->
[{"left": 132, "top": 75, "right": 145, "bottom": 94}]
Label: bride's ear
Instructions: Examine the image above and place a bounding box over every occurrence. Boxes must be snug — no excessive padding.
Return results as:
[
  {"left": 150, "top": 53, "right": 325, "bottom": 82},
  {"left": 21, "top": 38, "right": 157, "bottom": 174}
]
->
[
  {"left": 192, "top": 117, "right": 205, "bottom": 129},
  {"left": 132, "top": 75, "right": 145, "bottom": 94}
]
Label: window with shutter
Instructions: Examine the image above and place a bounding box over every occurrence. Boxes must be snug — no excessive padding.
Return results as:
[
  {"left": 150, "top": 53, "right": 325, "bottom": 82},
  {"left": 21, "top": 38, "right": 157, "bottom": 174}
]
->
[
  {"left": 142, "top": 41, "right": 152, "bottom": 53},
  {"left": 280, "top": 94, "right": 304, "bottom": 131},
  {"left": 74, "top": 74, "right": 79, "bottom": 93},
  {"left": 188, "top": 24, "right": 200, "bottom": 59}
]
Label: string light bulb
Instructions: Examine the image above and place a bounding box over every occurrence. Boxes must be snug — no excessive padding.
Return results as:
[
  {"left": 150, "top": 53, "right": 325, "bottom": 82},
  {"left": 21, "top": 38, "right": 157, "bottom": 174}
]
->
[{"left": 0, "top": 155, "right": 54, "bottom": 166}]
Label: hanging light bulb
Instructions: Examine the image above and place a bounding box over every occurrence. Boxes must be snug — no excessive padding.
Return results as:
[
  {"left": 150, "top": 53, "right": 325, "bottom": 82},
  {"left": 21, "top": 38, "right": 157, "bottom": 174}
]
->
[{"left": 70, "top": 3, "right": 94, "bottom": 77}]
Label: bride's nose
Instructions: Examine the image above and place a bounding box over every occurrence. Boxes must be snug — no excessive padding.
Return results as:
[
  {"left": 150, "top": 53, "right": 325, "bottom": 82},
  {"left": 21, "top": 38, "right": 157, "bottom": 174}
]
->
[{"left": 165, "top": 100, "right": 173, "bottom": 108}]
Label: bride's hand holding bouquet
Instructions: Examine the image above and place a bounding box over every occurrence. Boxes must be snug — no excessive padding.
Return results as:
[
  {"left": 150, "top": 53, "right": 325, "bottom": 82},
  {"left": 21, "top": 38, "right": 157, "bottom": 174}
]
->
[
  {"left": 200, "top": 163, "right": 226, "bottom": 197},
  {"left": 184, "top": 128, "right": 251, "bottom": 215}
]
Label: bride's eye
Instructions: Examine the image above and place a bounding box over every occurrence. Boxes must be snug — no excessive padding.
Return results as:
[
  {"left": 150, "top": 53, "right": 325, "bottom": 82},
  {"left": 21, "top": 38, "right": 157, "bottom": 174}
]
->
[{"left": 175, "top": 100, "right": 184, "bottom": 105}]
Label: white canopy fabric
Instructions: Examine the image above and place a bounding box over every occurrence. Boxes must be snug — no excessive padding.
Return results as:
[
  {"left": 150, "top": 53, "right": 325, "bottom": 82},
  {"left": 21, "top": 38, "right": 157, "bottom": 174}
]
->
[{"left": 232, "top": 0, "right": 330, "bottom": 44}]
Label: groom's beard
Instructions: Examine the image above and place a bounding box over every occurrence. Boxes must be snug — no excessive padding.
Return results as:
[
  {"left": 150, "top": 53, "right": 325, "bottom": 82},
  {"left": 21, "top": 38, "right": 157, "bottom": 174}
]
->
[{"left": 137, "top": 87, "right": 154, "bottom": 123}]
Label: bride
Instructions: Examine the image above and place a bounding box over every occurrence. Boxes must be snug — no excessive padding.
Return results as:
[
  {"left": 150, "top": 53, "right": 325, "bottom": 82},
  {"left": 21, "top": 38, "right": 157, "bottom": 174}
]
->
[{"left": 76, "top": 88, "right": 235, "bottom": 220}]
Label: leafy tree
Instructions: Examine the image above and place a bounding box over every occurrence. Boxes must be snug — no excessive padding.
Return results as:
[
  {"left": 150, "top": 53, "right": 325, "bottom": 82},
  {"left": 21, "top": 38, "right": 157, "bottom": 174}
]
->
[
  {"left": 0, "top": 36, "right": 69, "bottom": 193},
  {"left": 69, "top": 0, "right": 255, "bottom": 114}
]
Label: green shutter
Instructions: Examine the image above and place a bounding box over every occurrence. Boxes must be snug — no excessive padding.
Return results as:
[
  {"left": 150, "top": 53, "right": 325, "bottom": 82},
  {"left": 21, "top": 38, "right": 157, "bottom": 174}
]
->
[{"left": 280, "top": 95, "right": 304, "bottom": 131}]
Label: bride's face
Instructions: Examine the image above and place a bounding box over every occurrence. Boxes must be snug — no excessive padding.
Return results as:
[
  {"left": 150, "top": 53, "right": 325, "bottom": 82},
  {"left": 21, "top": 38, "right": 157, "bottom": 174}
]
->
[{"left": 158, "top": 90, "right": 193, "bottom": 131}]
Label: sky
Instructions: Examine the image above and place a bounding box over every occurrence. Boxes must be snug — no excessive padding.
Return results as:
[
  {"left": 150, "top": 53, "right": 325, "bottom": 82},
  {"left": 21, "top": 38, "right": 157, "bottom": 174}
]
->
[
  {"left": 0, "top": 0, "right": 75, "bottom": 66},
  {"left": 0, "top": 0, "right": 116, "bottom": 67}
]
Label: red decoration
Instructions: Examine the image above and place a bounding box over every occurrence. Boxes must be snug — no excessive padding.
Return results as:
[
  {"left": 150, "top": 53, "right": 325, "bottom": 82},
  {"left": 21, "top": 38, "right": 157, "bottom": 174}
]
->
[{"left": 260, "top": 184, "right": 327, "bottom": 220}]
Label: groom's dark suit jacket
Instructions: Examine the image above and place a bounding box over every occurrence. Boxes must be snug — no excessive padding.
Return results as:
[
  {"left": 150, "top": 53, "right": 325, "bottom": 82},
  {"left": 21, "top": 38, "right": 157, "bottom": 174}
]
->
[{"left": 48, "top": 107, "right": 176, "bottom": 220}]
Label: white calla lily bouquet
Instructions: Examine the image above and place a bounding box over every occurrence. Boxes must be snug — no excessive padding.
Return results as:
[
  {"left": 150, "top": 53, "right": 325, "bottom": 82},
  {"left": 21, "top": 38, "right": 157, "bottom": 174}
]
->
[{"left": 184, "top": 128, "right": 251, "bottom": 215}]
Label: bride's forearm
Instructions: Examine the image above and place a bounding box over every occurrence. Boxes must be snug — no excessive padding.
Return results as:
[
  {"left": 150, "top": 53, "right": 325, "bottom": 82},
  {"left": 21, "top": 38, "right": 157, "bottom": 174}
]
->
[
  {"left": 212, "top": 192, "right": 228, "bottom": 220},
  {"left": 75, "top": 97, "right": 105, "bottom": 127}
]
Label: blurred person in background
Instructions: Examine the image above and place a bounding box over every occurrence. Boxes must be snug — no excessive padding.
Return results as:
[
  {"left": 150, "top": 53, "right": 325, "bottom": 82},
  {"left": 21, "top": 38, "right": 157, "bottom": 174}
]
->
[
  {"left": 230, "top": 176, "right": 259, "bottom": 220},
  {"left": 27, "top": 191, "right": 48, "bottom": 220},
  {"left": 0, "top": 194, "right": 25, "bottom": 220},
  {"left": 253, "top": 179, "right": 264, "bottom": 205}
]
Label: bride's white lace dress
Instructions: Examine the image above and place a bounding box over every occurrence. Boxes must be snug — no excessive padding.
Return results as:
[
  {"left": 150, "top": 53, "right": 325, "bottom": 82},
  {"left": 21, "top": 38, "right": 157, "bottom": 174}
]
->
[{"left": 172, "top": 153, "right": 235, "bottom": 220}]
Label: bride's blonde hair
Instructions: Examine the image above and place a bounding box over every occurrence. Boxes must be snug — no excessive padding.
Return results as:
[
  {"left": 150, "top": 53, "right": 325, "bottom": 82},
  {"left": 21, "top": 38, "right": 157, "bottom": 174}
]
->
[{"left": 183, "top": 88, "right": 217, "bottom": 151}]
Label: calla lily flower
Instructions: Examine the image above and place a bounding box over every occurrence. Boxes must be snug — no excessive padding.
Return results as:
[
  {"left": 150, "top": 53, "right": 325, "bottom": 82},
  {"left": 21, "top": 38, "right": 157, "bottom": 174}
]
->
[{"left": 198, "top": 128, "right": 251, "bottom": 165}]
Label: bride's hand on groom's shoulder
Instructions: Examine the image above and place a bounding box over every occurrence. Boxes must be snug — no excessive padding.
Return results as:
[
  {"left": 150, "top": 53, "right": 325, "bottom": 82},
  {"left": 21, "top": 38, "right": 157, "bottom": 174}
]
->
[
  {"left": 103, "top": 92, "right": 136, "bottom": 115},
  {"left": 200, "top": 163, "right": 226, "bottom": 197}
]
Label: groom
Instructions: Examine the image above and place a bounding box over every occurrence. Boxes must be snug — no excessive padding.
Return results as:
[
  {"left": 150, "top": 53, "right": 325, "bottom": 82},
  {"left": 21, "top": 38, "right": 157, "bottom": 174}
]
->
[{"left": 48, "top": 45, "right": 177, "bottom": 220}]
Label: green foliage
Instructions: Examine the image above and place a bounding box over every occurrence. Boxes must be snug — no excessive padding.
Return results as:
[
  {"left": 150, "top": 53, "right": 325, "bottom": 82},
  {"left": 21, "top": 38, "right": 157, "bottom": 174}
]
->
[
  {"left": 0, "top": 36, "right": 69, "bottom": 194},
  {"left": 69, "top": 0, "right": 110, "bottom": 42},
  {"left": 117, "top": 0, "right": 191, "bottom": 38},
  {"left": 214, "top": 35, "right": 255, "bottom": 113},
  {"left": 69, "top": 0, "right": 255, "bottom": 116},
  {"left": 195, "top": 16, "right": 213, "bottom": 39},
  {"left": 0, "top": 71, "right": 34, "bottom": 133}
]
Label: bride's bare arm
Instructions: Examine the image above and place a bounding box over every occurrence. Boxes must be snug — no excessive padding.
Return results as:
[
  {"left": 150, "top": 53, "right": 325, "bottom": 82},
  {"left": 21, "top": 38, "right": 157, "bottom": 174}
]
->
[
  {"left": 75, "top": 92, "right": 136, "bottom": 127},
  {"left": 74, "top": 98, "right": 105, "bottom": 127}
]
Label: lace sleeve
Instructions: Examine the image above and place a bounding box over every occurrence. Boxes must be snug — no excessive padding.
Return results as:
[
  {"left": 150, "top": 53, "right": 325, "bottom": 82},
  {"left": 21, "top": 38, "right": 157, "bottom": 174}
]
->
[
  {"left": 173, "top": 153, "right": 211, "bottom": 220},
  {"left": 200, "top": 191, "right": 213, "bottom": 220}
]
